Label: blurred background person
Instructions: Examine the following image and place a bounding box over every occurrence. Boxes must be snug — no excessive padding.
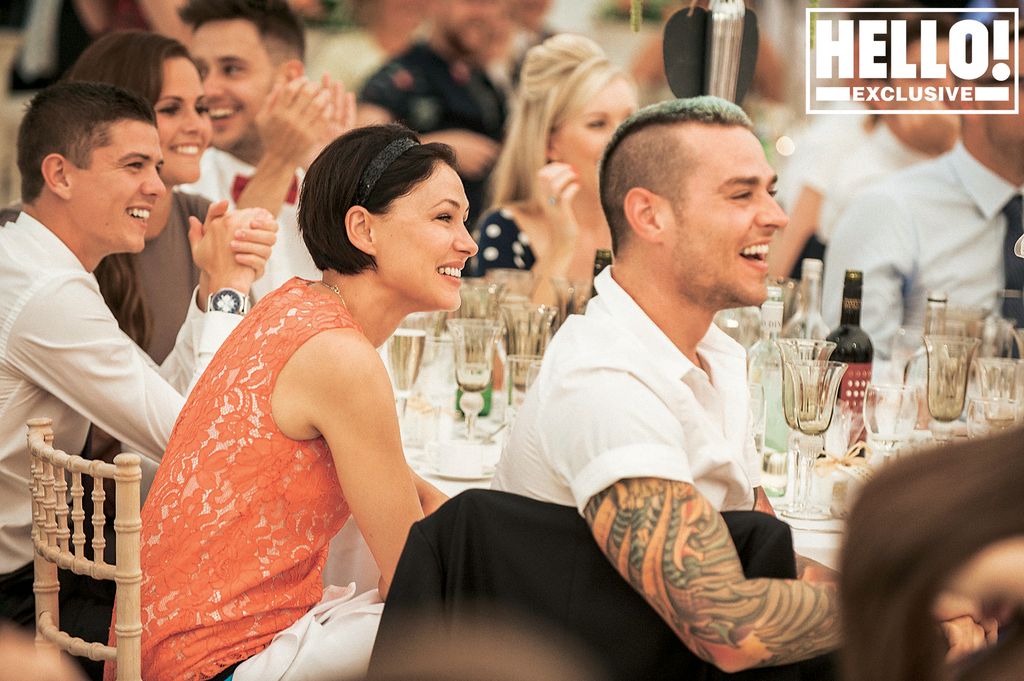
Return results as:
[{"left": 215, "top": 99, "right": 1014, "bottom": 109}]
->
[
  {"left": 769, "top": 6, "right": 959, "bottom": 279},
  {"left": 359, "top": 0, "right": 508, "bottom": 225},
  {"left": 472, "top": 34, "right": 636, "bottom": 304},
  {"left": 306, "top": 0, "right": 434, "bottom": 96},
  {"left": 841, "top": 428, "right": 1023, "bottom": 681}
]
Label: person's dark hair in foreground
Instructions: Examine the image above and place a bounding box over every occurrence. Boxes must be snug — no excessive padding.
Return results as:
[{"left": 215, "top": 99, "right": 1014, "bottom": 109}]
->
[{"left": 841, "top": 428, "right": 1024, "bottom": 681}]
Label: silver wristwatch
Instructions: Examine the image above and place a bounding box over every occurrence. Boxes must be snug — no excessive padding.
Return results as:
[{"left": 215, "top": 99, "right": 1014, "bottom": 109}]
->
[{"left": 207, "top": 288, "right": 250, "bottom": 315}]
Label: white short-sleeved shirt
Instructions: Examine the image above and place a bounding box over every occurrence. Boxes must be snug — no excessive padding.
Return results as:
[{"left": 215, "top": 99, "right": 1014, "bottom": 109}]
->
[
  {"left": 182, "top": 148, "right": 319, "bottom": 300},
  {"left": 492, "top": 269, "right": 760, "bottom": 514}
]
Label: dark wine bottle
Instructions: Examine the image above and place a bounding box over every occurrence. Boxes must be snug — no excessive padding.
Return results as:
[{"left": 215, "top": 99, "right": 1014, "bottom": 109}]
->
[
  {"left": 826, "top": 270, "right": 873, "bottom": 416},
  {"left": 591, "top": 248, "right": 613, "bottom": 298}
]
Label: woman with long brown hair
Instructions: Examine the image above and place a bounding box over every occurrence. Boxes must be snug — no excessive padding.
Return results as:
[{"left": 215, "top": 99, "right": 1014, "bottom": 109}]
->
[{"left": 841, "top": 429, "right": 1024, "bottom": 681}]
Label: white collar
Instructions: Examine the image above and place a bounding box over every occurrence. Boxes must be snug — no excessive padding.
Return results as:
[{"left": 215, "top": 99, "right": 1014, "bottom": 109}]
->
[
  {"left": 590, "top": 268, "right": 746, "bottom": 381},
  {"left": 13, "top": 211, "right": 88, "bottom": 273}
]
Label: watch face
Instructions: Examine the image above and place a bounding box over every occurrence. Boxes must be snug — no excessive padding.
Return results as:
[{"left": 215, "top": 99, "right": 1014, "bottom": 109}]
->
[{"left": 213, "top": 290, "right": 242, "bottom": 314}]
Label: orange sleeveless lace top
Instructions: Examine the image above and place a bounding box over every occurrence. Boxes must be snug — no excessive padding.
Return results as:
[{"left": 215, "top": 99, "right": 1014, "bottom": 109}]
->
[{"left": 117, "top": 278, "right": 359, "bottom": 681}]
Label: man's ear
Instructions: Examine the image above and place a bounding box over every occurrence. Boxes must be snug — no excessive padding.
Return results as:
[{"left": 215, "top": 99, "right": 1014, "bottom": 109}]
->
[
  {"left": 39, "top": 153, "right": 74, "bottom": 201},
  {"left": 278, "top": 58, "right": 304, "bottom": 83},
  {"left": 345, "top": 205, "right": 377, "bottom": 257},
  {"left": 622, "top": 187, "right": 670, "bottom": 245}
]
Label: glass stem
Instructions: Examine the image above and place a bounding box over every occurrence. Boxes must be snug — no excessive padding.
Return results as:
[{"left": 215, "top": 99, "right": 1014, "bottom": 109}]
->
[{"left": 795, "top": 432, "right": 821, "bottom": 513}]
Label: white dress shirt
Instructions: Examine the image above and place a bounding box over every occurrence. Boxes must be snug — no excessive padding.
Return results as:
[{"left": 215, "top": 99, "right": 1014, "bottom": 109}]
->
[
  {"left": 492, "top": 268, "right": 760, "bottom": 515},
  {"left": 0, "top": 212, "right": 240, "bottom": 573},
  {"left": 817, "top": 122, "right": 931, "bottom": 244},
  {"left": 823, "top": 143, "right": 1022, "bottom": 360},
  {"left": 182, "top": 148, "right": 319, "bottom": 301}
]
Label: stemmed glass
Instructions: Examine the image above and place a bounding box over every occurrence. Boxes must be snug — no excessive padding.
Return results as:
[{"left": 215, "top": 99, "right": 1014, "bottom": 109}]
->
[
  {"left": 549, "top": 278, "right": 592, "bottom": 329},
  {"left": 923, "top": 335, "right": 980, "bottom": 442},
  {"left": 862, "top": 384, "right": 920, "bottom": 463},
  {"left": 776, "top": 339, "right": 844, "bottom": 521},
  {"left": 387, "top": 324, "right": 427, "bottom": 419},
  {"left": 446, "top": 319, "right": 502, "bottom": 442}
]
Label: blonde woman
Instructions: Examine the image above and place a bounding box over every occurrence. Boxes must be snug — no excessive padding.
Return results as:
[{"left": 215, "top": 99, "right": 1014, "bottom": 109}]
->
[{"left": 473, "top": 34, "right": 637, "bottom": 302}]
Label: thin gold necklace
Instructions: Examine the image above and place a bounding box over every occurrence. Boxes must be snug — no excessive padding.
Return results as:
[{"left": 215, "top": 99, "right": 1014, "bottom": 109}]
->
[{"left": 317, "top": 280, "right": 348, "bottom": 308}]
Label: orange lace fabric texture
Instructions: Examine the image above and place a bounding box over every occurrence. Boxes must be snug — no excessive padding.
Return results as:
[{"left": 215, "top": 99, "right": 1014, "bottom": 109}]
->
[{"left": 115, "top": 278, "right": 358, "bottom": 681}]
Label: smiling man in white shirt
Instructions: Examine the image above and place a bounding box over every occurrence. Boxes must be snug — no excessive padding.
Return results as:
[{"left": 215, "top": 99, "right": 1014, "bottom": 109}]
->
[
  {"left": 493, "top": 97, "right": 848, "bottom": 677},
  {"left": 0, "top": 81, "right": 275, "bottom": 677}
]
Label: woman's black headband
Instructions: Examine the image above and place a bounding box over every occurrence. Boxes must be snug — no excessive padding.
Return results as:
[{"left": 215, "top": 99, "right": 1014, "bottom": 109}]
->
[{"left": 355, "top": 137, "right": 419, "bottom": 205}]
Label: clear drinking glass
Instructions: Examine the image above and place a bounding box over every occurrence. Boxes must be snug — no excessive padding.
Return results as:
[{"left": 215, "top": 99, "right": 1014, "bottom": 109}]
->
[
  {"left": 966, "top": 396, "right": 1020, "bottom": 438},
  {"left": 447, "top": 319, "right": 502, "bottom": 442},
  {"left": 748, "top": 383, "right": 766, "bottom": 459},
  {"left": 863, "top": 384, "right": 920, "bottom": 462},
  {"left": 456, "top": 279, "right": 505, "bottom": 320},
  {"left": 507, "top": 354, "right": 543, "bottom": 423},
  {"left": 484, "top": 267, "right": 534, "bottom": 297},
  {"left": 974, "top": 357, "right": 1024, "bottom": 400},
  {"left": 549, "top": 277, "right": 592, "bottom": 329},
  {"left": 387, "top": 327, "right": 426, "bottom": 418},
  {"left": 924, "top": 335, "right": 980, "bottom": 442}
]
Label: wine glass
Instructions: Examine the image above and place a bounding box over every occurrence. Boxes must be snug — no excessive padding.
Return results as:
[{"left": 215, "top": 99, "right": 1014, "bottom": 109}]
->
[
  {"left": 446, "top": 319, "right": 502, "bottom": 442},
  {"left": 966, "top": 397, "right": 1020, "bottom": 438},
  {"left": 923, "top": 335, "right": 980, "bottom": 442},
  {"left": 862, "top": 384, "right": 920, "bottom": 462},
  {"left": 484, "top": 267, "right": 534, "bottom": 297},
  {"left": 456, "top": 279, "right": 505, "bottom": 320},
  {"left": 779, "top": 359, "right": 847, "bottom": 521},
  {"left": 775, "top": 339, "right": 836, "bottom": 514},
  {"left": 549, "top": 277, "right": 592, "bottom": 329},
  {"left": 387, "top": 326, "right": 427, "bottom": 418}
]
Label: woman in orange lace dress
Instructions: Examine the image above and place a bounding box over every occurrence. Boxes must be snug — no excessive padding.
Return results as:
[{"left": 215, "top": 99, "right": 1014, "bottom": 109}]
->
[{"left": 109, "top": 125, "right": 476, "bottom": 681}]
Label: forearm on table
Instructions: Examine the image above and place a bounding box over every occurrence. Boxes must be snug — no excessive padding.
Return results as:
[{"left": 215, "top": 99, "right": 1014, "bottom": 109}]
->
[{"left": 584, "top": 478, "right": 840, "bottom": 673}]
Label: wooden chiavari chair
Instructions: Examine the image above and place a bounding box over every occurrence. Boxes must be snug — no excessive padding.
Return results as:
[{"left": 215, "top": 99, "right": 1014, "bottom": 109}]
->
[{"left": 27, "top": 417, "right": 142, "bottom": 681}]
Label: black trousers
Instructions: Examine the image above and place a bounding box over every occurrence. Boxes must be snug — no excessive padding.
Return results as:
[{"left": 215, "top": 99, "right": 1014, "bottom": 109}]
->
[{"left": 369, "top": 490, "right": 836, "bottom": 681}]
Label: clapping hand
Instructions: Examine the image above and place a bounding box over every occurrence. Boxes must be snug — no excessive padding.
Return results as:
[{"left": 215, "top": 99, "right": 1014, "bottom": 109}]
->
[
  {"left": 189, "top": 201, "right": 279, "bottom": 303},
  {"left": 303, "top": 73, "right": 357, "bottom": 169}
]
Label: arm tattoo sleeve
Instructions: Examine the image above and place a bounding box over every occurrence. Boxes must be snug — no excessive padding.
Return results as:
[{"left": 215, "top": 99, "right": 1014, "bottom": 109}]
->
[{"left": 583, "top": 478, "right": 840, "bottom": 672}]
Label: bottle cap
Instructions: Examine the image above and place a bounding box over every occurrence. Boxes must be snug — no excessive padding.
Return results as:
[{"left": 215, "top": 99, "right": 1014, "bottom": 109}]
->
[{"left": 802, "top": 258, "right": 823, "bottom": 276}]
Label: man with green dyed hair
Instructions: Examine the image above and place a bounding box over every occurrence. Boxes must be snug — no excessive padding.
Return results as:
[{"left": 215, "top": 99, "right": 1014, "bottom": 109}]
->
[{"left": 494, "top": 96, "right": 842, "bottom": 677}]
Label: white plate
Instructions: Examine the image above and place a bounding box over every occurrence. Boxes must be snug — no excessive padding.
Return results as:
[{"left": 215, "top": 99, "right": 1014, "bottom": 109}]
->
[{"left": 428, "top": 466, "right": 495, "bottom": 482}]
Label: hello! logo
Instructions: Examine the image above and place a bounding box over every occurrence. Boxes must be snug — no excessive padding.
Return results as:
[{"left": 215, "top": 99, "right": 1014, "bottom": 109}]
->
[{"left": 806, "top": 8, "right": 1019, "bottom": 114}]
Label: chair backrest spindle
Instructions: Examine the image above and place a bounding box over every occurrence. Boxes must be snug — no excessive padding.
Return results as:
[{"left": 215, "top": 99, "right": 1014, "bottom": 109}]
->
[{"left": 26, "top": 418, "right": 143, "bottom": 681}]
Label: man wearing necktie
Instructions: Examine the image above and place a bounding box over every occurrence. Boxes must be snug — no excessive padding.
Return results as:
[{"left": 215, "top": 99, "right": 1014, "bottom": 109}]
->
[
  {"left": 824, "top": 25, "right": 1024, "bottom": 358},
  {"left": 178, "top": 0, "right": 356, "bottom": 301}
]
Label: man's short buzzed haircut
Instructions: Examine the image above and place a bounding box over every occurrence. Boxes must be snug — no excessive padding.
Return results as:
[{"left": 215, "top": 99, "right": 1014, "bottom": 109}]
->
[
  {"left": 17, "top": 81, "right": 155, "bottom": 203},
  {"left": 179, "top": 0, "right": 305, "bottom": 61},
  {"left": 598, "top": 96, "right": 753, "bottom": 253}
]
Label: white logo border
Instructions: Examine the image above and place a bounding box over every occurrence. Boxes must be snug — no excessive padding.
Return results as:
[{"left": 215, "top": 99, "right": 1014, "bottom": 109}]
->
[{"left": 804, "top": 7, "right": 1019, "bottom": 115}]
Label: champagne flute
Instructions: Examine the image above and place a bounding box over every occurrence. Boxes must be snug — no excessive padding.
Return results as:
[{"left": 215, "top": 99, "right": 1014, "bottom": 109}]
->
[
  {"left": 387, "top": 328, "right": 427, "bottom": 418},
  {"left": 923, "top": 335, "right": 980, "bottom": 442},
  {"left": 447, "top": 319, "right": 502, "bottom": 442}
]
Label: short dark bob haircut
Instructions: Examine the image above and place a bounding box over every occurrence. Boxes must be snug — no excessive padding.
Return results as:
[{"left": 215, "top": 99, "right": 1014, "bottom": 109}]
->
[{"left": 299, "top": 124, "right": 457, "bottom": 275}]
